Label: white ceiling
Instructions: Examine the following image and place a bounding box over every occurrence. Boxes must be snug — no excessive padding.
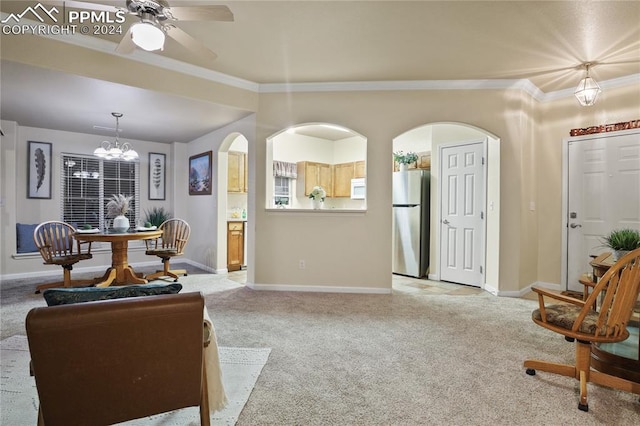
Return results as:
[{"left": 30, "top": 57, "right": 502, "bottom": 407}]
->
[{"left": 1, "top": 1, "right": 639, "bottom": 143}]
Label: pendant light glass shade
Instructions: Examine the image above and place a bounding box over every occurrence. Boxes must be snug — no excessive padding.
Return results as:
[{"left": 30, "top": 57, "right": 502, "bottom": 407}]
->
[
  {"left": 93, "top": 113, "right": 139, "bottom": 161},
  {"left": 131, "top": 22, "right": 165, "bottom": 51},
  {"left": 574, "top": 63, "right": 601, "bottom": 106}
]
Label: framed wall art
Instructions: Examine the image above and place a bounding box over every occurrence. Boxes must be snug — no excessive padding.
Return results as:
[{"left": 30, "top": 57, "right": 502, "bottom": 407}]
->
[
  {"left": 148, "top": 152, "right": 166, "bottom": 200},
  {"left": 27, "top": 141, "right": 52, "bottom": 199},
  {"left": 188, "top": 151, "right": 212, "bottom": 195}
]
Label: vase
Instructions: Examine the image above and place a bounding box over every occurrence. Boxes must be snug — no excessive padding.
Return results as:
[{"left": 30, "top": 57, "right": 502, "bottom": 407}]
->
[
  {"left": 612, "top": 250, "right": 630, "bottom": 261},
  {"left": 398, "top": 163, "right": 408, "bottom": 172},
  {"left": 312, "top": 199, "right": 323, "bottom": 210},
  {"left": 112, "top": 215, "right": 130, "bottom": 233}
]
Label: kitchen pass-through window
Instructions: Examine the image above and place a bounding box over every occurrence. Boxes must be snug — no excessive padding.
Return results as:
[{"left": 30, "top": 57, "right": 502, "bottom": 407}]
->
[{"left": 60, "top": 153, "right": 139, "bottom": 230}]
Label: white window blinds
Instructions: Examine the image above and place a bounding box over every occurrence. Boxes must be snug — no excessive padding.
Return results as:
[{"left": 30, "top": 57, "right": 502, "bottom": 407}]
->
[{"left": 61, "top": 153, "right": 139, "bottom": 229}]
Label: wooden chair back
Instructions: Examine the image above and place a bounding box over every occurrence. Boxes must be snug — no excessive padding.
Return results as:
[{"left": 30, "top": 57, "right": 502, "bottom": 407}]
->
[
  {"left": 579, "top": 248, "right": 640, "bottom": 342},
  {"left": 33, "top": 221, "right": 92, "bottom": 266},
  {"left": 147, "top": 218, "right": 191, "bottom": 254}
]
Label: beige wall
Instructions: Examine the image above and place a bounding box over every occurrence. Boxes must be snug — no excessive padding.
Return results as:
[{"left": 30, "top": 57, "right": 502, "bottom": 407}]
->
[
  {"left": 252, "top": 89, "right": 535, "bottom": 292},
  {"left": 536, "top": 84, "right": 640, "bottom": 285},
  {"left": 3, "top": 81, "right": 639, "bottom": 295}
]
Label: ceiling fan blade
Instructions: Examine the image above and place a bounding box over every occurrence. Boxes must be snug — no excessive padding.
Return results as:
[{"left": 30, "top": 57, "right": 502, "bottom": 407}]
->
[
  {"left": 62, "top": 0, "right": 121, "bottom": 13},
  {"left": 164, "top": 5, "right": 234, "bottom": 22},
  {"left": 115, "top": 27, "right": 136, "bottom": 54},
  {"left": 166, "top": 25, "right": 217, "bottom": 62}
]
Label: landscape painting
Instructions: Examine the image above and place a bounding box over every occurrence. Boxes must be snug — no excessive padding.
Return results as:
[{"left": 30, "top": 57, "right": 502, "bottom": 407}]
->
[{"left": 189, "top": 151, "right": 212, "bottom": 195}]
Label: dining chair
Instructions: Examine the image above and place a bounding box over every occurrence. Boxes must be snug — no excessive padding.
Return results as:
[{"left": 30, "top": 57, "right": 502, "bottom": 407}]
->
[
  {"left": 144, "top": 218, "right": 191, "bottom": 281},
  {"left": 33, "top": 221, "right": 94, "bottom": 294},
  {"left": 523, "top": 247, "right": 640, "bottom": 412}
]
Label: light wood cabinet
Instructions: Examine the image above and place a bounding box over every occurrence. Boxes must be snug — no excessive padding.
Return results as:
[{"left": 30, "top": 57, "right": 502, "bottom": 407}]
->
[
  {"left": 227, "top": 221, "right": 244, "bottom": 271},
  {"left": 417, "top": 151, "right": 431, "bottom": 170},
  {"left": 354, "top": 160, "right": 366, "bottom": 178},
  {"left": 297, "top": 161, "right": 333, "bottom": 197},
  {"left": 228, "top": 151, "right": 246, "bottom": 193},
  {"left": 333, "top": 162, "right": 355, "bottom": 197}
]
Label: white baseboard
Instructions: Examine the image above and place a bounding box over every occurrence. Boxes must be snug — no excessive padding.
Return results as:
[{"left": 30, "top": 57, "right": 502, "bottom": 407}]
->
[{"left": 247, "top": 282, "right": 392, "bottom": 294}]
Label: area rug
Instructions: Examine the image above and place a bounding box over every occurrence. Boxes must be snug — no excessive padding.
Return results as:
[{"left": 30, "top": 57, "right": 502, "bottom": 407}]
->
[{"left": 0, "top": 335, "right": 270, "bottom": 425}]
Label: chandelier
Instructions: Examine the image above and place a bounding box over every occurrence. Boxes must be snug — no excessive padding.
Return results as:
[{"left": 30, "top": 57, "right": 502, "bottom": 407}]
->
[
  {"left": 93, "top": 112, "right": 139, "bottom": 161},
  {"left": 574, "top": 63, "right": 602, "bottom": 107}
]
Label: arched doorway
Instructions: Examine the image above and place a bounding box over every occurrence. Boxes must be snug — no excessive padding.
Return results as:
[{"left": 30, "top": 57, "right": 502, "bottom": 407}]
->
[
  {"left": 217, "top": 133, "right": 249, "bottom": 281},
  {"left": 392, "top": 122, "right": 500, "bottom": 292}
]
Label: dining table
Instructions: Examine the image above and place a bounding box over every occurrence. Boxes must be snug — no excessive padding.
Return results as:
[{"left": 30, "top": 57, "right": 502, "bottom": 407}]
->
[{"left": 74, "top": 229, "right": 162, "bottom": 287}]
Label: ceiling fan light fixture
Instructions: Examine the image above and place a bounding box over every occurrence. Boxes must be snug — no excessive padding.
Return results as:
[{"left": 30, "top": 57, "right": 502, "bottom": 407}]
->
[
  {"left": 574, "top": 63, "right": 601, "bottom": 107},
  {"left": 131, "top": 21, "right": 165, "bottom": 51}
]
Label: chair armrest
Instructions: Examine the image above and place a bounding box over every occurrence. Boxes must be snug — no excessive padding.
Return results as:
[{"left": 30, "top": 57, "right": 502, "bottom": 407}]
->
[
  {"left": 532, "top": 286, "right": 585, "bottom": 307},
  {"left": 76, "top": 240, "right": 92, "bottom": 255}
]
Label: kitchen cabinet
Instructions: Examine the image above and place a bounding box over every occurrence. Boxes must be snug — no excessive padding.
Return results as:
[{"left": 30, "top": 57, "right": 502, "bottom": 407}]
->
[
  {"left": 417, "top": 151, "right": 431, "bottom": 170},
  {"left": 228, "top": 151, "right": 246, "bottom": 193},
  {"left": 297, "top": 161, "right": 333, "bottom": 197},
  {"left": 333, "top": 162, "right": 355, "bottom": 197},
  {"left": 227, "top": 221, "right": 244, "bottom": 272},
  {"left": 354, "top": 160, "right": 366, "bottom": 178}
]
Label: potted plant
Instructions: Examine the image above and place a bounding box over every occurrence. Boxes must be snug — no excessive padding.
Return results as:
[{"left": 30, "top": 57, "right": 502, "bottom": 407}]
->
[
  {"left": 393, "top": 151, "right": 418, "bottom": 171},
  {"left": 106, "top": 194, "right": 132, "bottom": 232},
  {"left": 144, "top": 206, "right": 172, "bottom": 228},
  {"left": 309, "top": 186, "right": 326, "bottom": 209},
  {"left": 601, "top": 228, "right": 640, "bottom": 260}
]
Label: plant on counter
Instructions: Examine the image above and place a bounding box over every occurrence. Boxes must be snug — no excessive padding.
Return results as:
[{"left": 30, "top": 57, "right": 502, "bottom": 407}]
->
[
  {"left": 393, "top": 151, "right": 418, "bottom": 165},
  {"left": 308, "top": 186, "right": 326, "bottom": 201},
  {"left": 144, "top": 206, "right": 172, "bottom": 227},
  {"left": 106, "top": 194, "right": 132, "bottom": 218}
]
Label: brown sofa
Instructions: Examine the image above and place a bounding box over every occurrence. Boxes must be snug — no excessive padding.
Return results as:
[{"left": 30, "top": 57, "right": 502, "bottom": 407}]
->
[{"left": 26, "top": 292, "right": 211, "bottom": 426}]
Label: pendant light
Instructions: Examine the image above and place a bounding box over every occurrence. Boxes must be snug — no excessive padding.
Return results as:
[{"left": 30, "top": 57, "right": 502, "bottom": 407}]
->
[
  {"left": 93, "top": 112, "right": 139, "bottom": 161},
  {"left": 574, "top": 63, "right": 602, "bottom": 107}
]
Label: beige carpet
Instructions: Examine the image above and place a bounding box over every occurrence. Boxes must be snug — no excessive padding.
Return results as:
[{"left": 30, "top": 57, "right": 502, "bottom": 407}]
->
[
  {"left": 0, "top": 335, "right": 270, "bottom": 425},
  {"left": 2, "top": 266, "right": 639, "bottom": 425}
]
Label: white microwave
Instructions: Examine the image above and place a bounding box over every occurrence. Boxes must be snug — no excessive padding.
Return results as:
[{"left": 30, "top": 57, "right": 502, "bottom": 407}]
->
[{"left": 350, "top": 178, "right": 366, "bottom": 199}]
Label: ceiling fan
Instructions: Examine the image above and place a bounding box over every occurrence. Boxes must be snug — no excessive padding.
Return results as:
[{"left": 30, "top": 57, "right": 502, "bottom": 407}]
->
[{"left": 66, "top": 0, "right": 233, "bottom": 61}]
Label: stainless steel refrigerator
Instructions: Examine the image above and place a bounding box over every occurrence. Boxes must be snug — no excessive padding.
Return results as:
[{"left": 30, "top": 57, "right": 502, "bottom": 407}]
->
[{"left": 392, "top": 170, "right": 430, "bottom": 277}]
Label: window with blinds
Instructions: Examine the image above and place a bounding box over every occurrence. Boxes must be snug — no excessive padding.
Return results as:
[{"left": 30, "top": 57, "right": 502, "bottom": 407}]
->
[{"left": 61, "top": 154, "right": 139, "bottom": 230}]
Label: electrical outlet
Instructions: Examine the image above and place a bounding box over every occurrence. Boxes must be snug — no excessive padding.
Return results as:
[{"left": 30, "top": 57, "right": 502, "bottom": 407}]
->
[{"left": 299, "top": 260, "right": 306, "bottom": 269}]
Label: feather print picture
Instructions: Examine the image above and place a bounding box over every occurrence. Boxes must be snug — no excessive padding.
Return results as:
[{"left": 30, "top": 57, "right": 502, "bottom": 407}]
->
[{"left": 27, "top": 141, "right": 52, "bottom": 199}]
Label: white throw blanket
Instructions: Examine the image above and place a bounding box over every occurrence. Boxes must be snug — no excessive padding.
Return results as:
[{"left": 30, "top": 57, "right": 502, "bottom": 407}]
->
[{"left": 203, "top": 308, "right": 228, "bottom": 412}]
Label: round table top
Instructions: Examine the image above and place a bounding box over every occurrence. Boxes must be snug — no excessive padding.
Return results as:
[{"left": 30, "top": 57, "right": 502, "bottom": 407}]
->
[{"left": 74, "top": 229, "right": 162, "bottom": 242}]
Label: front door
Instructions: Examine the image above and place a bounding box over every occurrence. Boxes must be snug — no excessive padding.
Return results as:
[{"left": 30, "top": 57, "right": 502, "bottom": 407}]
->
[
  {"left": 439, "top": 140, "right": 485, "bottom": 287},
  {"left": 566, "top": 130, "right": 640, "bottom": 291}
]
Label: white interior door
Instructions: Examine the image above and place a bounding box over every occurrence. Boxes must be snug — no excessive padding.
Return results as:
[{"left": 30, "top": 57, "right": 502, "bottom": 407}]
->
[
  {"left": 566, "top": 131, "right": 640, "bottom": 291},
  {"left": 439, "top": 141, "right": 485, "bottom": 287}
]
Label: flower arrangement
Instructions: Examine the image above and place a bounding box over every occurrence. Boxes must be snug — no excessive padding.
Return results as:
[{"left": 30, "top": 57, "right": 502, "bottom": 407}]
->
[
  {"left": 106, "top": 193, "right": 132, "bottom": 218},
  {"left": 309, "top": 186, "right": 326, "bottom": 201},
  {"left": 393, "top": 151, "right": 418, "bottom": 165}
]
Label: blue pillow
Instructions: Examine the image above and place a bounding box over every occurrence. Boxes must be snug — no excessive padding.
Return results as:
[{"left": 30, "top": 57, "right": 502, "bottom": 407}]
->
[
  {"left": 42, "top": 283, "right": 183, "bottom": 306},
  {"left": 16, "top": 223, "right": 38, "bottom": 253}
]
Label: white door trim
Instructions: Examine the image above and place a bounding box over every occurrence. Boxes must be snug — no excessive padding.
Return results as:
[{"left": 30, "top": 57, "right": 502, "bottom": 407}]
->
[{"left": 434, "top": 138, "right": 487, "bottom": 287}]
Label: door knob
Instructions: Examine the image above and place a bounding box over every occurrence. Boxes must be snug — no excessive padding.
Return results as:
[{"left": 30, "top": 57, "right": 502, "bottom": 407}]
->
[
  {"left": 570, "top": 223, "right": 582, "bottom": 228},
  {"left": 443, "top": 219, "right": 450, "bottom": 225}
]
